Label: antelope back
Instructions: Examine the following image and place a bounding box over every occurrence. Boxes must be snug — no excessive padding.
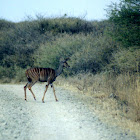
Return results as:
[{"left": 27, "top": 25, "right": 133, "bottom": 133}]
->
[{"left": 26, "top": 68, "right": 56, "bottom": 83}]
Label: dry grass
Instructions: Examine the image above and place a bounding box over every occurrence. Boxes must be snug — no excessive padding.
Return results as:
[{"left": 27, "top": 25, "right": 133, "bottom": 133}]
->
[
  {"left": 55, "top": 72, "right": 140, "bottom": 139},
  {"left": 114, "top": 73, "right": 140, "bottom": 121}
]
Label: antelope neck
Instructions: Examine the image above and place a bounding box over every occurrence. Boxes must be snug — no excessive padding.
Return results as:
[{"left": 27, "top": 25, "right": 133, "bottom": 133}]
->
[{"left": 55, "top": 63, "right": 63, "bottom": 77}]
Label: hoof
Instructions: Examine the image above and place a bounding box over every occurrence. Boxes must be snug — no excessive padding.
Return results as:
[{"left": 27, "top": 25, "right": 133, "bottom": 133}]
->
[
  {"left": 34, "top": 98, "right": 36, "bottom": 101},
  {"left": 56, "top": 99, "right": 58, "bottom": 102},
  {"left": 25, "top": 99, "right": 27, "bottom": 101},
  {"left": 42, "top": 100, "right": 45, "bottom": 103}
]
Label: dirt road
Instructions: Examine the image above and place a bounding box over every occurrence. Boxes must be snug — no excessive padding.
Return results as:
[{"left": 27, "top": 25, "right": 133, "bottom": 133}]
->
[{"left": 0, "top": 84, "right": 137, "bottom": 140}]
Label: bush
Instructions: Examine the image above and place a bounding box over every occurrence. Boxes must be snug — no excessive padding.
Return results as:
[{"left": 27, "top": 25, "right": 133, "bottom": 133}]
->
[
  {"left": 36, "top": 17, "right": 94, "bottom": 35},
  {"left": 109, "top": 48, "right": 140, "bottom": 73},
  {"left": 34, "top": 33, "right": 116, "bottom": 75},
  {"left": 70, "top": 35, "right": 116, "bottom": 74},
  {"left": 0, "top": 66, "right": 16, "bottom": 81},
  {"left": 106, "top": 0, "right": 140, "bottom": 48},
  {"left": 0, "top": 19, "right": 15, "bottom": 31},
  {"left": 34, "top": 34, "right": 86, "bottom": 69},
  {"left": 14, "top": 66, "right": 27, "bottom": 83}
]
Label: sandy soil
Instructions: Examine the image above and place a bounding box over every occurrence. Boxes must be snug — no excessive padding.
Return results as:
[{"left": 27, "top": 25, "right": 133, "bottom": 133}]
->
[{"left": 0, "top": 84, "right": 138, "bottom": 140}]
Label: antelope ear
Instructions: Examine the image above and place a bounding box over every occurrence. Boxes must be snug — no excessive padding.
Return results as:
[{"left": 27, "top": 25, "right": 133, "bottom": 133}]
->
[{"left": 64, "top": 58, "right": 70, "bottom": 62}]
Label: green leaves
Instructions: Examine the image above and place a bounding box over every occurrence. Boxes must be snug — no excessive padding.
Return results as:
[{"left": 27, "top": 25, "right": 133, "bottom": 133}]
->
[
  {"left": 109, "top": 48, "right": 140, "bottom": 73},
  {"left": 106, "top": 0, "right": 140, "bottom": 48}
]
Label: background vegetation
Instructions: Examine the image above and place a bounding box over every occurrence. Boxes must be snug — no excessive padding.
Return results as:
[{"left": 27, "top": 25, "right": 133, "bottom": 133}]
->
[{"left": 0, "top": 0, "right": 139, "bottom": 121}]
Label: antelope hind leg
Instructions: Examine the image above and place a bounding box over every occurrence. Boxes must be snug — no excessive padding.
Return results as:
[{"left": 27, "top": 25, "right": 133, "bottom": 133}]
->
[
  {"left": 28, "top": 88, "right": 36, "bottom": 100},
  {"left": 52, "top": 84, "right": 58, "bottom": 101},
  {"left": 24, "top": 83, "right": 28, "bottom": 101},
  {"left": 28, "top": 82, "right": 37, "bottom": 101}
]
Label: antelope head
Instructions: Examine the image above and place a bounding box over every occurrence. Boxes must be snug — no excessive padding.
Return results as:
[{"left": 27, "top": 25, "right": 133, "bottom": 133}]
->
[{"left": 62, "top": 58, "right": 70, "bottom": 68}]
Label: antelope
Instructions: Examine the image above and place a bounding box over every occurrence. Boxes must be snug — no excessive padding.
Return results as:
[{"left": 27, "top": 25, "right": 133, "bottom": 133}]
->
[{"left": 24, "top": 58, "right": 70, "bottom": 103}]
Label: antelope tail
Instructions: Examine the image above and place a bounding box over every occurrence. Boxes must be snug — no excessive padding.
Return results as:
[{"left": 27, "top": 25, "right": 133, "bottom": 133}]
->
[{"left": 26, "top": 71, "right": 32, "bottom": 82}]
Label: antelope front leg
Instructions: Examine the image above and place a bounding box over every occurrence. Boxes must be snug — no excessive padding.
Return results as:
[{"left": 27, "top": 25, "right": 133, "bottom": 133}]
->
[
  {"left": 42, "top": 85, "right": 49, "bottom": 103},
  {"left": 24, "top": 83, "right": 28, "bottom": 101},
  {"left": 52, "top": 84, "right": 58, "bottom": 102},
  {"left": 28, "top": 87, "right": 36, "bottom": 100},
  {"left": 27, "top": 82, "right": 37, "bottom": 101}
]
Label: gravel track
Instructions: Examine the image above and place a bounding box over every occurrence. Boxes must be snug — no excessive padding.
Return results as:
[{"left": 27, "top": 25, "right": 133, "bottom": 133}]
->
[{"left": 0, "top": 84, "right": 138, "bottom": 140}]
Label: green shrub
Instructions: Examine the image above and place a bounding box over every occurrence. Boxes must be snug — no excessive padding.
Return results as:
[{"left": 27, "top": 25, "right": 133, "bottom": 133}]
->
[
  {"left": 36, "top": 17, "right": 94, "bottom": 35},
  {"left": 0, "top": 66, "right": 15, "bottom": 80},
  {"left": 0, "top": 19, "right": 15, "bottom": 31},
  {"left": 109, "top": 48, "right": 140, "bottom": 73},
  {"left": 106, "top": 0, "right": 140, "bottom": 48},
  {"left": 34, "top": 34, "right": 86, "bottom": 69},
  {"left": 70, "top": 35, "right": 116, "bottom": 74},
  {"left": 34, "top": 33, "right": 116, "bottom": 75},
  {"left": 14, "top": 66, "right": 27, "bottom": 82}
]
